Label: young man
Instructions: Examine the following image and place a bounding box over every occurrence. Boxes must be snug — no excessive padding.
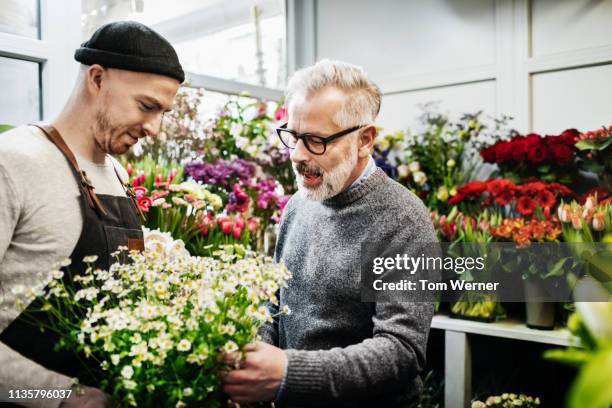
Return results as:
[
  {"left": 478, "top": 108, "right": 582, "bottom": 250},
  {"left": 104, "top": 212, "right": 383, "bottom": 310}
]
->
[
  {"left": 0, "top": 21, "right": 183, "bottom": 407},
  {"left": 222, "top": 60, "right": 437, "bottom": 408}
]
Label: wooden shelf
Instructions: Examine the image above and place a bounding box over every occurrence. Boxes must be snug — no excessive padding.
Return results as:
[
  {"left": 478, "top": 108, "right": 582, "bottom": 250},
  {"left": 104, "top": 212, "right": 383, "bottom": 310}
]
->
[{"left": 431, "top": 314, "right": 580, "bottom": 347}]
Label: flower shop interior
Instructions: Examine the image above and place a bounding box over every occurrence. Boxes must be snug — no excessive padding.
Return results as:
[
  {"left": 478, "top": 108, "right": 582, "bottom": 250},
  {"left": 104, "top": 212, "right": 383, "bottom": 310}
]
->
[{"left": 1, "top": 1, "right": 611, "bottom": 408}]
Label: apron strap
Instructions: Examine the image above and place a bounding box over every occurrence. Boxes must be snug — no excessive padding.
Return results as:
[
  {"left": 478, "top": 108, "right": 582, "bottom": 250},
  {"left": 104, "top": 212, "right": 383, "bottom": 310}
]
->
[
  {"left": 109, "top": 162, "right": 147, "bottom": 223},
  {"left": 30, "top": 124, "right": 108, "bottom": 217}
]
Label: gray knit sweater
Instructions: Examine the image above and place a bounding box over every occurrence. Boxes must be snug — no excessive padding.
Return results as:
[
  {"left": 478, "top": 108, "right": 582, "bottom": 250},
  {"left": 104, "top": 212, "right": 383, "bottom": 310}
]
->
[{"left": 259, "top": 168, "right": 437, "bottom": 408}]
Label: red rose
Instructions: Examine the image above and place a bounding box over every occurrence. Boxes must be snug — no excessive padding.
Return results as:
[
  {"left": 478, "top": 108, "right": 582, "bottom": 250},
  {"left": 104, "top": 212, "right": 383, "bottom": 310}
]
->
[
  {"left": 516, "top": 196, "right": 535, "bottom": 216},
  {"left": 535, "top": 190, "right": 555, "bottom": 209},
  {"left": 510, "top": 136, "right": 527, "bottom": 161},
  {"left": 527, "top": 145, "right": 547, "bottom": 162},
  {"left": 480, "top": 146, "right": 496, "bottom": 163},
  {"left": 559, "top": 128, "right": 579, "bottom": 145},
  {"left": 524, "top": 133, "right": 542, "bottom": 148},
  {"left": 549, "top": 143, "right": 574, "bottom": 166},
  {"left": 494, "top": 141, "right": 513, "bottom": 163}
]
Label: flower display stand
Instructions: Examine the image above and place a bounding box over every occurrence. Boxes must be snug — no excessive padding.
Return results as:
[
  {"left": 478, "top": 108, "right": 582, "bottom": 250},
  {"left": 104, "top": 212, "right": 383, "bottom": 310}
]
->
[{"left": 431, "top": 314, "right": 580, "bottom": 408}]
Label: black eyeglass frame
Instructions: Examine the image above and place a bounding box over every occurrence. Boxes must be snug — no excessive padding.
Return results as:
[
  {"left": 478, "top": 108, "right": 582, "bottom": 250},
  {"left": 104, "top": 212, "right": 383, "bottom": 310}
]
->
[{"left": 275, "top": 123, "right": 366, "bottom": 155}]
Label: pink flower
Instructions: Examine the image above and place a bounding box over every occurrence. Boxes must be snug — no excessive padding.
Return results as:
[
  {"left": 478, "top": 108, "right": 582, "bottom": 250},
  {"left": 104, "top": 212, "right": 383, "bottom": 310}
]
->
[
  {"left": 134, "top": 186, "right": 148, "bottom": 198},
  {"left": 232, "top": 226, "right": 243, "bottom": 238},
  {"left": 221, "top": 220, "right": 232, "bottom": 234},
  {"left": 592, "top": 211, "right": 605, "bottom": 232}
]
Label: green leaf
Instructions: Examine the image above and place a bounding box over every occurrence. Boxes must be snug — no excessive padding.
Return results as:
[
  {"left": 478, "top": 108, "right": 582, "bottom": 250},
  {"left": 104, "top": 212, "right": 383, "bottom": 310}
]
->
[
  {"left": 568, "top": 347, "right": 612, "bottom": 408},
  {"left": 576, "top": 138, "right": 612, "bottom": 151},
  {"left": 0, "top": 124, "right": 14, "bottom": 133},
  {"left": 545, "top": 257, "right": 570, "bottom": 278},
  {"left": 544, "top": 347, "right": 589, "bottom": 367}
]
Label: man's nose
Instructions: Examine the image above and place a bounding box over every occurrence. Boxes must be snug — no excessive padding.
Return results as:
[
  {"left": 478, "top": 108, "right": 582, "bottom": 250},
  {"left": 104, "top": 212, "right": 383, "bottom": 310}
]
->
[
  {"left": 142, "top": 113, "right": 164, "bottom": 137},
  {"left": 290, "top": 138, "right": 311, "bottom": 163}
]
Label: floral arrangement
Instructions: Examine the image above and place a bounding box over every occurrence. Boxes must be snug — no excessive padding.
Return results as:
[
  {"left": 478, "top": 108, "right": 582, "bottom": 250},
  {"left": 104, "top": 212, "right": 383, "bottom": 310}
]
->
[
  {"left": 448, "top": 178, "right": 573, "bottom": 217},
  {"left": 558, "top": 196, "right": 612, "bottom": 243},
  {"left": 125, "top": 157, "right": 182, "bottom": 196},
  {"left": 575, "top": 124, "right": 612, "bottom": 178},
  {"left": 184, "top": 159, "right": 257, "bottom": 193},
  {"left": 472, "top": 393, "right": 541, "bottom": 408},
  {"left": 24, "top": 231, "right": 292, "bottom": 407},
  {"left": 490, "top": 218, "right": 561, "bottom": 245},
  {"left": 128, "top": 87, "right": 208, "bottom": 164},
  {"left": 373, "top": 109, "right": 503, "bottom": 212},
  {"left": 480, "top": 129, "right": 579, "bottom": 183}
]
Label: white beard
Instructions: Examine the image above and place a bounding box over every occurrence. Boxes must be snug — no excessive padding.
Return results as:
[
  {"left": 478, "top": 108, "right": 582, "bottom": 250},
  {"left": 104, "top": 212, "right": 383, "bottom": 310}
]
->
[{"left": 293, "top": 144, "right": 359, "bottom": 202}]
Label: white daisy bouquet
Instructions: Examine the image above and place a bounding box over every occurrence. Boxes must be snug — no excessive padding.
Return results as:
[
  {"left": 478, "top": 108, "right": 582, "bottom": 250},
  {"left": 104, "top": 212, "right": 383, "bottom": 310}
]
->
[{"left": 28, "top": 231, "right": 291, "bottom": 407}]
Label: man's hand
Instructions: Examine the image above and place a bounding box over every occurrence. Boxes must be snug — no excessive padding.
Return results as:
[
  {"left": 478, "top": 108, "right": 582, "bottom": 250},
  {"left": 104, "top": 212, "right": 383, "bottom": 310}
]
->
[
  {"left": 60, "top": 384, "right": 113, "bottom": 408},
  {"left": 221, "top": 341, "right": 286, "bottom": 404}
]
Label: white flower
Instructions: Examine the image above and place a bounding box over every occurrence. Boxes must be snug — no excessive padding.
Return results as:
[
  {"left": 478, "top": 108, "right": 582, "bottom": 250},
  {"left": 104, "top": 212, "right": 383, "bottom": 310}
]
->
[
  {"left": 165, "top": 239, "right": 189, "bottom": 261},
  {"left": 82, "top": 255, "right": 98, "bottom": 263},
  {"left": 123, "top": 379, "right": 137, "bottom": 390},
  {"left": 121, "top": 365, "right": 134, "bottom": 379},
  {"left": 281, "top": 305, "right": 292, "bottom": 315},
  {"left": 177, "top": 339, "right": 191, "bottom": 352},
  {"left": 183, "top": 388, "right": 193, "bottom": 397},
  {"left": 397, "top": 164, "right": 410, "bottom": 179},
  {"left": 408, "top": 161, "right": 421, "bottom": 173},
  {"left": 111, "top": 354, "right": 120, "bottom": 365},
  {"left": 412, "top": 171, "right": 427, "bottom": 186}
]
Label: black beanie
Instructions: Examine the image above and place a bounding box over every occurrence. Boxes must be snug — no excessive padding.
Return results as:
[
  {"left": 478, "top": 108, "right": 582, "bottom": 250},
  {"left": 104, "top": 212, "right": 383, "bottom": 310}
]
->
[{"left": 75, "top": 21, "right": 185, "bottom": 83}]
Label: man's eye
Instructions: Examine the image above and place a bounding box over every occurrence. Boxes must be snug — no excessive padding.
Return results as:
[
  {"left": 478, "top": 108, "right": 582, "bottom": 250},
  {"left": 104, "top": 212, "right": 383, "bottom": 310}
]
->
[{"left": 139, "top": 103, "right": 154, "bottom": 112}]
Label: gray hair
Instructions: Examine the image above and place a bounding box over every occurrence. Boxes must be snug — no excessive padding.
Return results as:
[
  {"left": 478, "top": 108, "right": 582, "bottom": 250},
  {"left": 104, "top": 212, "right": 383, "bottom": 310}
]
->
[{"left": 285, "top": 59, "right": 382, "bottom": 128}]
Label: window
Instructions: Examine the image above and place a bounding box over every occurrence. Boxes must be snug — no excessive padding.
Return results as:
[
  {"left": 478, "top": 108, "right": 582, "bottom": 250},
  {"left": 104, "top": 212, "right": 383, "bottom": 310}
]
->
[
  {"left": 0, "top": 0, "right": 39, "bottom": 39},
  {"left": 80, "top": 0, "right": 287, "bottom": 91},
  {"left": 0, "top": 57, "right": 40, "bottom": 124}
]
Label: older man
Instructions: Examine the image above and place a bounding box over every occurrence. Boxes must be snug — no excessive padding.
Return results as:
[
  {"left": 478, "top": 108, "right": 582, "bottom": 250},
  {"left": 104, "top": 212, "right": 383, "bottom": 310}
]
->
[
  {"left": 222, "top": 60, "right": 436, "bottom": 407},
  {"left": 0, "top": 21, "right": 182, "bottom": 407}
]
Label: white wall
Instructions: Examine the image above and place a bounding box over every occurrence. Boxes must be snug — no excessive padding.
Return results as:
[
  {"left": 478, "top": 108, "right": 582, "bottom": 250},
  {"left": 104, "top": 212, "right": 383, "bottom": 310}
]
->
[{"left": 311, "top": 0, "right": 612, "bottom": 135}]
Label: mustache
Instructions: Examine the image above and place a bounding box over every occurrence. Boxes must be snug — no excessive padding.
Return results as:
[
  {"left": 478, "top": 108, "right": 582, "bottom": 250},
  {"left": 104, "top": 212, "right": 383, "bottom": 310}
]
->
[{"left": 294, "top": 162, "right": 323, "bottom": 177}]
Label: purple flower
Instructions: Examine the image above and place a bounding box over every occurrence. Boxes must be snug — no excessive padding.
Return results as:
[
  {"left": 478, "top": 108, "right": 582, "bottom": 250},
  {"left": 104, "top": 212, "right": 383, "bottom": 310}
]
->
[{"left": 184, "top": 159, "right": 256, "bottom": 186}]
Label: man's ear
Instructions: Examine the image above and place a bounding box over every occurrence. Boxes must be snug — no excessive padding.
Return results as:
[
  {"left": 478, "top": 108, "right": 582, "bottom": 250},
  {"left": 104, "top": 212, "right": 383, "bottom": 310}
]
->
[
  {"left": 358, "top": 125, "right": 377, "bottom": 158},
  {"left": 85, "top": 64, "right": 106, "bottom": 96}
]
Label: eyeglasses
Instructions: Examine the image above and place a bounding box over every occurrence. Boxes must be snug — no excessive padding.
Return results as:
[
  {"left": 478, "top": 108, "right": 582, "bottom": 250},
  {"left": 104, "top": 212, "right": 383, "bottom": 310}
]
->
[{"left": 276, "top": 123, "right": 365, "bottom": 155}]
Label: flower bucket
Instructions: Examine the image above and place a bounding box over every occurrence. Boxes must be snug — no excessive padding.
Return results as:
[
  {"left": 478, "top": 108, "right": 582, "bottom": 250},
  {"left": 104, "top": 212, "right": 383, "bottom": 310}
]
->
[
  {"left": 524, "top": 278, "right": 555, "bottom": 330},
  {"left": 450, "top": 292, "right": 505, "bottom": 322}
]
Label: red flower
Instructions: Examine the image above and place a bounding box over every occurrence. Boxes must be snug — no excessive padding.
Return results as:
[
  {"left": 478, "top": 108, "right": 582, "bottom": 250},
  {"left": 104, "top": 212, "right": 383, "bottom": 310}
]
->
[
  {"left": 510, "top": 136, "right": 527, "bottom": 161},
  {"left": 494, "top": 141, "right": 513, "bottom": 163},
  {"left": 137, "top": 196, "right": 152, "bottom": 212},
  {"left": 480, "top": 146, "right": 496, "bottom": 163},
  {"left": 516, "top": 196, "right": 535, "bottom": 216},
  {"left": 559, "top": 128, "right": 579, "bottom": 145},
  {"left": 134, "top": 186, "right": 148, "bottom": 198},
  {"left": 221, "top": 220, "right": 232, "bottom": 234},
  {"left": 232, "top": 226, "right": 243, "bottom": 238},
  {"left": 526, "top": 144, "right": 547, "bottom": 162},
  {"left": 274, "top": 105, "right": 288, "bottom": 121},
  {"left": 494, "top": 189, "right": 515, "bottom": 206},
  {"left": 457, "top": 180, "right": 487, "bottom": 197},
  {"left": 548, "top": 143, "right": 574, "bottom": 166},
  {"left": 535, "top": 190, "right": 555, "bottom": 209}
]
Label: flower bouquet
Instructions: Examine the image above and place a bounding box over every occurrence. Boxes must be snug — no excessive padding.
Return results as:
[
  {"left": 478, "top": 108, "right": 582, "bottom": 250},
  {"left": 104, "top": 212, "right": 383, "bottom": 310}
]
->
[
  {"left": 575, "top": 124, "right": 612, "bottom": 189},
  {"left": 432, "top": 209, "right": 507, "bottom": 321},
  {"left": 480, "top": 129, "right": 580, "bottom": 184},
  {"left": 448, "top": 178, "right": 573, "bottom": 218},
  {"left": 374, "top": 110, "right": 491, "bottom": 213},
  {"left": 21, "top": 231, "right": 292, "bottom": 407}
]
